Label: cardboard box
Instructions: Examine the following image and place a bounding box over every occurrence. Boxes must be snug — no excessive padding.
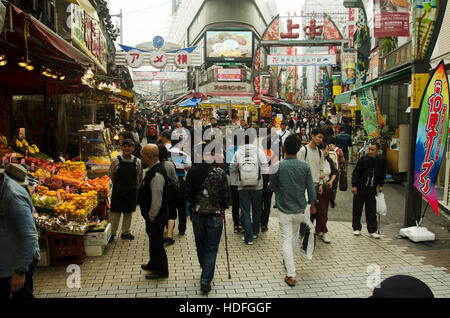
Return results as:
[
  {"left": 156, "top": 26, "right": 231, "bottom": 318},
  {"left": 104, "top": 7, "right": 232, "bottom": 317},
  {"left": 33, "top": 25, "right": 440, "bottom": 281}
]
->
[
  {"left": 83, "top": 223, "right": 111, "bottom": 246},
  {"left": 85, "top": 245, "right": 106, "bottom": 256}
]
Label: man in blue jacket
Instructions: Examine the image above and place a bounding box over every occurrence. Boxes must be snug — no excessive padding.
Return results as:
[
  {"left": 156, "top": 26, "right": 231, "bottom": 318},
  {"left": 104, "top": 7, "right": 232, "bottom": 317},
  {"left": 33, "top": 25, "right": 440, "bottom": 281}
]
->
[{"left": 0, "top": 165, "right": 40, "bottom": 298}]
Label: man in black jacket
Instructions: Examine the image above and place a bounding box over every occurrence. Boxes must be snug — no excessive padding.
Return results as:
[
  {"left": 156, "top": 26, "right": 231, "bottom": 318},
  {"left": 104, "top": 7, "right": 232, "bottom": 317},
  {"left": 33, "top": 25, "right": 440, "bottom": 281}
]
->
[
  {"left": 139, "top": 144, "right": 169, "bottom": 280},
  {"left": 351, "top": 141, "right": 386, "bottom": 239}
]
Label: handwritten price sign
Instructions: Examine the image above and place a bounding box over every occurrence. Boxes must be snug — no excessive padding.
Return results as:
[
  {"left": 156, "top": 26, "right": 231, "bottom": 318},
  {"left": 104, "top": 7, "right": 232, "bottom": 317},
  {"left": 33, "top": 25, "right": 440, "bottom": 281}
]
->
[{"left": 126, "top": 49, "right": 144, "bottom": 68}]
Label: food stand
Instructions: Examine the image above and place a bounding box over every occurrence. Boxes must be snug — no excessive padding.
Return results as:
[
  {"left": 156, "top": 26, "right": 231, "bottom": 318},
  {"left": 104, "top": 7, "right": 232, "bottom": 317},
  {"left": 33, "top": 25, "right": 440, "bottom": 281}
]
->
[
  {"left": 78, "top": 126, "right": 113, "bottom": 179},
  {"left": 198, "top": 99, "right": 260, "bottom": 126}
]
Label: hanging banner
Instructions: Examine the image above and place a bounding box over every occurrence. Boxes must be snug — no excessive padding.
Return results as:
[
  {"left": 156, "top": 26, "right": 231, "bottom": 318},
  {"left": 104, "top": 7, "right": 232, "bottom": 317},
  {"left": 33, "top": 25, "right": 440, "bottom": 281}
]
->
[
  {"left": 341, "top": 53, "right": 357, "bottom": 85},
  {"left": 414, "top": 61, "right": 449, "bottom": 215},
  {"left": 413, "top": 0, "right": 439, "bottom": 60},
  {"left": 356, "top": 88, "right": 380, "bottom": 137},
  {"left": 374, "top": 0, "right": 410, "bottom": 38}
]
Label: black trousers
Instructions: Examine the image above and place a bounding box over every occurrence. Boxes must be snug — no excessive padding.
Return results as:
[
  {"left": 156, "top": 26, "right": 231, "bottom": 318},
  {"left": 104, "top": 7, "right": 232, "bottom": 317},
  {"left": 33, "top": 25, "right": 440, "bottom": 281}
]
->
[
  {"left": 230, "top": 185, "right": 240, "bottom": 227},
  {"left": 352, "top": 187, "right": 378, "bottom": 233},
  {"left": 144, "top": 216, "right": 169, "bottom": 276},
  {"left": 0, "top": 258, "right": 38, "bottom": 299},
  {"left": 261, "top": 185, "right": 273, "bottom": 228},
  {"left": 176, "top": 176, "right": 187, "bottom": 233}
]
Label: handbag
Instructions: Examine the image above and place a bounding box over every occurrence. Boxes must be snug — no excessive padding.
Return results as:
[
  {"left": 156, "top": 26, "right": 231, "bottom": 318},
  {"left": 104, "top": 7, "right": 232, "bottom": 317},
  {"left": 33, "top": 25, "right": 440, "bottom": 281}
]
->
[{"left": 339, "top": 168, "right": 348, "bottom": 191}]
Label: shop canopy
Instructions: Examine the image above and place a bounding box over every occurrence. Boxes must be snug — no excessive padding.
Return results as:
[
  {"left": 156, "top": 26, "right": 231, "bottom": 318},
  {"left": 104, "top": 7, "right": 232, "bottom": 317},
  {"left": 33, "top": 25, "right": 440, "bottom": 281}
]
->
[
  {"left": 179, "top": 97, "right": 201, "bottom": 107},
  {"left": 334, "top": 67, "right": 412, "bottom": 104}
]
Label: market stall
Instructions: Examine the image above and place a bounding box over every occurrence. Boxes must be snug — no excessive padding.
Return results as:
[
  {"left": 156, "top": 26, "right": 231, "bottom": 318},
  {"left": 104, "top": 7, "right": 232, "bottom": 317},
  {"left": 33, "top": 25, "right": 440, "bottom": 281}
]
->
[{"left": 198, "top": 99, "right": 259, "bottom": 126}]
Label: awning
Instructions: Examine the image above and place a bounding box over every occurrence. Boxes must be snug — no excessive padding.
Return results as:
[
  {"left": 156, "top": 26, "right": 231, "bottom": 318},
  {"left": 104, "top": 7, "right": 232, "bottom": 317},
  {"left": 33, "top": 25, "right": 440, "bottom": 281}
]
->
[
  {"left": 273, "top": 102, "right": 294, "bottom": 111},
  {"left": 179, "top": 98, "right": 201, "bottom": 107},
  {"left": 334, "top": 67, "right": 412, "bottom": 104}
]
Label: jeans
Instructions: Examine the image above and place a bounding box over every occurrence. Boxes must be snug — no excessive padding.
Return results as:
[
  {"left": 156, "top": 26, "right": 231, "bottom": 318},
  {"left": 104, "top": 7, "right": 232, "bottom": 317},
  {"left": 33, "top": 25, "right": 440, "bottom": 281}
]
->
[
  {"left": 239, "top": 189, "right": 263, "bottom": 242},
  {"left": 278, "top": 211, "right": 303, "bottom": 277},
  {"left": 0, "top": 258, "right": 38, "bottom": 299},
  {"left": 191, "top": 213, "right": 223, "bottom": 284},
  {"left": 261, "top": 185, "right": 273, "bottom": 228}
]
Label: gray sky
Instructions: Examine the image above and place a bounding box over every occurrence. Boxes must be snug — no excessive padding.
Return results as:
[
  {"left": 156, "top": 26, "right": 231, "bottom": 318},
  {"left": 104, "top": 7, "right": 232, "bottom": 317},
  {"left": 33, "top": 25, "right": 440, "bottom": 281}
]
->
[{"left": 108, "top": 0, "right": 304, "bottom": 47}]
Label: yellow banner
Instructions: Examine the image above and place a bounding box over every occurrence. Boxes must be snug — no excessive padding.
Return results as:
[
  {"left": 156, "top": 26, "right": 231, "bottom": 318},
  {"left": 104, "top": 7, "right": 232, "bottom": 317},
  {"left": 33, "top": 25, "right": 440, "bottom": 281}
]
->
[
  {"left": 411, "top": 73, "right": 429, "bottom": 109},
  {"left": 333, "top": 85, "right": 342, "bottom": 96}
]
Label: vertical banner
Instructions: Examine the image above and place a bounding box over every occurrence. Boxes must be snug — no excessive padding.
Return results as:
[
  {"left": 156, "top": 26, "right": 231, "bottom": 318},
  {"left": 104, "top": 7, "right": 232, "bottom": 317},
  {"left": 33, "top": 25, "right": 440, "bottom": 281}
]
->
[
  {"left": 374, "top": 0, "right": 410, "bottom": 38},
  {"left": 356, "top": 88, "right": 380, "bottom": 137},
  {"left": 413, "top": 0, "right": 439, "bottom": 60},
  {"left": 341, "top": 53, "right": 357, "bottom": 85},
  {"left": 414, "top": 61, "right": 450, "bottom": 215}
]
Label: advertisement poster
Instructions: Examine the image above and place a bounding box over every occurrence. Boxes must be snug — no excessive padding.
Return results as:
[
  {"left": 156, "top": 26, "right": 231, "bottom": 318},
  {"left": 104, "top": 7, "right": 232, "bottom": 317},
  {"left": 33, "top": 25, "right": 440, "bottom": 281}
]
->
[
  {"left": 206, "top": 31, "right": 253, "bottom": 58},
  {"left": 341, "top": 53, "right": 357, "bottom": 85},
  {"left": 356, "top": 87, "right": 380, "bottom": 137},
  {"left": 414, "top": 61, "right": 449, "bottom": 215},
  {"left": 374, "top": 0, "right": 410, "bottom": 38},
  {"left": 216, "top": 69, "right": 242, "bottom": 81}
]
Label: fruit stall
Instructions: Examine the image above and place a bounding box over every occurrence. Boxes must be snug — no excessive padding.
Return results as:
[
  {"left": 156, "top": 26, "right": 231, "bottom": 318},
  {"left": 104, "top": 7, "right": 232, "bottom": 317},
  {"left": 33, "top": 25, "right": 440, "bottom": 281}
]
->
[{"left": 25, "top": 161, "right": 112, "bottom": 266}]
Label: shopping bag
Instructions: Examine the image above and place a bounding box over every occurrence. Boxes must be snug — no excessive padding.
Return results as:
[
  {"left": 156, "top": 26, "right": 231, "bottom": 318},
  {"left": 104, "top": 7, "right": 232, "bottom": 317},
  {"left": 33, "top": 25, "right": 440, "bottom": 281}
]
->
[
  {"left": 339, "top": 168, "right": 348, "bottom": 191},
  {"left": 376, "top": 193, "right": 387, "bottom": 216},
  {"left": 300, "top": 191, "right": 316, "bottom": 260}
]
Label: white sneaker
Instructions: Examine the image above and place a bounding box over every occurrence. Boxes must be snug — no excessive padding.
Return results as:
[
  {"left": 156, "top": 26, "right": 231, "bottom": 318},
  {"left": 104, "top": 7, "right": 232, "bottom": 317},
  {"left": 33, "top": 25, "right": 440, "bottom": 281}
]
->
[
  {"left": 369, "top": 232, "right": 381, "bottom": 239},
  {"left": 317, "top": 232, "right": 324, "bottom": 237},
  {"left": 322, "top": 233, "right": 331, "bottom": 243},
  {"left": 353, "top": 230, "right": 361, "bottom": 236}
]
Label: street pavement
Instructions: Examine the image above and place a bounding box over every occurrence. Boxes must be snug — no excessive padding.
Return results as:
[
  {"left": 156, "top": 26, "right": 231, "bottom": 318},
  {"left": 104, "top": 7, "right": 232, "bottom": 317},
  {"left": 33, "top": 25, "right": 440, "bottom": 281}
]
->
[{"left": 33, "top": 164, "right": 450, "bottom": 298}]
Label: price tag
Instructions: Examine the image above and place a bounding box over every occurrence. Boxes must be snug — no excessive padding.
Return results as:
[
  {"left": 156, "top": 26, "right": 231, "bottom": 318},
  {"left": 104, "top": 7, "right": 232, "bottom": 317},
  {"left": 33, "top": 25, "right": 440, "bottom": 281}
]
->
[
  {"left": 86, "top": 183, "right": 92, "bottom": 188},
  {"left": 21, "top": 158, "right": 25, "bottom": 165},
  {"left": 31, "top": 163, "right": 35, "bottom": 171},
  {"left": 25, "top": 149, "right": 28, "bottom": 158},
  {"left": 66, "top": 186, "right": 70, "bottom": 194},
  {"left": 57, "top": 191, "right": 62, "bottom": 203}
]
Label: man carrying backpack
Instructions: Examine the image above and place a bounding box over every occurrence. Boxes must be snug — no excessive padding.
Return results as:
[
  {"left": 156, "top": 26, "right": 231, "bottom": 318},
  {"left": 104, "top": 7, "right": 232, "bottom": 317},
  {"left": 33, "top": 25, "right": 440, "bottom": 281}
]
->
[
  {"left": 230, "top": 133, "right": 269, "bottom": 245},
  {"left": 186, "top": 142, "right": 230, "bottom": 294}
]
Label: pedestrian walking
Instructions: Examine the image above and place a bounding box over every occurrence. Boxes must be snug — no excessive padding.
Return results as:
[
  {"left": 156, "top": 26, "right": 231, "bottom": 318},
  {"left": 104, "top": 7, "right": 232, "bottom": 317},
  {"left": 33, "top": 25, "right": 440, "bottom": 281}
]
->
[
  {"left": 226, "top": 133, "right": 243, "bottom": 233},
  {"left": 277, "top": 121, "right": 290, "bottom": 158},
  {"left": 328, "top": 137, "right": 346, "bottom": 208},
  {"left": 108, "top": 138, "right": 143, "bottom": 243},
  {"left": 336, "top": 127, "right": 353, "bottom": 162},
  {"left": 139, "top": 144, "right": 170, "bottom": 280},
  {"left": 0, "top": 165, "right": 40, "bottom": 298},
  {"left": 269, "top": 134, "right": 317, "bottom": 287},
  {"left": 230, "top": 133, "right": 269, "bottom": 245},
  {"left": 298, "top": 127, "right": 309, "bottom": 145},
  {"left": 185, "top": 142, "right": 230, "bottom": 294},
  {"left": 351, "top": 141, "right": 386, "bottom": 239},
  {"left": 315, "top": 143, "right": 338, "bottom": 243},
  {"left": 297, "top": 128, "right": 325, "bottom": 237},
  {"left": 260, "top": 134, "right": 278, "bottom": 232},
  {"left": 147, "top": 119, "right": 159, "bottom": 144},
  {"left": 158, "top": 144, "right": 179, "bottom": 246}
]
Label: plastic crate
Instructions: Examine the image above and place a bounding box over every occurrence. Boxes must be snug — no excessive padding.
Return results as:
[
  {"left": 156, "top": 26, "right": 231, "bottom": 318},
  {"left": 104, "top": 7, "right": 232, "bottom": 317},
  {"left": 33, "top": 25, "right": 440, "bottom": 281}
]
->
[{"left": 47, "top": 232, "right": 85, "bottom": 266}]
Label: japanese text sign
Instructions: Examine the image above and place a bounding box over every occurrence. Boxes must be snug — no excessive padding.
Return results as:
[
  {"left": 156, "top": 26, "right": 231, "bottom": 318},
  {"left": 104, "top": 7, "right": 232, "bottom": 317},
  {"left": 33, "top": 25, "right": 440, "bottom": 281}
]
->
[{"left": 414, "top": 61, "right": 449, "bottom": 215}]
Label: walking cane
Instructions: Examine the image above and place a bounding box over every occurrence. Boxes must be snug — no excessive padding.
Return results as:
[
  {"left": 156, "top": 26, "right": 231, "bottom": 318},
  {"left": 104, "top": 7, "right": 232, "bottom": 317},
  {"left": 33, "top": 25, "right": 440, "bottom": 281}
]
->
[
  {"left": 222, "top": 211, "right": 231, "bottom": 279},
  {"left": 378, "top": 214, "right": 381, "bottom": 235}
]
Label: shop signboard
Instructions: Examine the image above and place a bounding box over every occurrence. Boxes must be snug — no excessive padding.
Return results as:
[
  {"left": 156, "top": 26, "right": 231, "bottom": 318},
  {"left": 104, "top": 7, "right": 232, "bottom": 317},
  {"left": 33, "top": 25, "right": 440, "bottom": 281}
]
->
[
  {"left": 356, "top": 87, "right": 380, "bottom": 138},
  {"left": 367, "top": 48, "right": 380, "bottom": 81},
  {"left": 132, "top": 71, "right": 186, "bottom": 81},
  {"left": 150, "top": 50, "right": 167, "bottom": 69},
  {"left": 341, "top": 53, "right": 357, "bottom": 85},
  {"left": 414, "top": 61, "right": 449, "bottom": 215},
  {"left": 216, "top": 69, "right": 242, "bottom": 81},
  {"left": 126, "top": 49, "right": 145, "bottom": 68},
  {"left": 267, "top": 54, "right": 336, "bottom": 66},
  {"left": 206, "top": 31, "right": 253, "bottom": 61},
  {"left": 380, "top": 41, "right": 412, "bottom": 74},
  {"left": 175, "top": 50, "right": 190, "bottom": 69},
  {"left": 70, "top": 4, "right": 107, "bottom": 73},
  {"left": 373, "top": 0, "right": 410, "bottom": 38}
]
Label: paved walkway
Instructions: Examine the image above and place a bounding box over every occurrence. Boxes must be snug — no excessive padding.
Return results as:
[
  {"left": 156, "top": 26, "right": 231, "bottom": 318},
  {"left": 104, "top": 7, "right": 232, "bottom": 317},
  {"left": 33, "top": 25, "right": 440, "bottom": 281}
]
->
[{"left": 33, "top": 175, "right": 450, "bottom": 298}]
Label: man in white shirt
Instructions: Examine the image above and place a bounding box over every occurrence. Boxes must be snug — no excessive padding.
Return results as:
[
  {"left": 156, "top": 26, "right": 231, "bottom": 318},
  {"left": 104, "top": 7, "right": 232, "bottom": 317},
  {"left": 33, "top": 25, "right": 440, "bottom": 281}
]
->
[
  {"left": 297, "top": 128, "right": 325, "bottom": 237},
  {"left": 277, "top": 122, "right": 290, "bottom": 158}
]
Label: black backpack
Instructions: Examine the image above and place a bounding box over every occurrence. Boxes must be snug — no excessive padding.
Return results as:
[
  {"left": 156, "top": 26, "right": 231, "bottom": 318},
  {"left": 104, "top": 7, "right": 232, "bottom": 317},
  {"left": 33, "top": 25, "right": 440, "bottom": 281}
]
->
[
  {"left": 303, "top": 145, "right": 322, "bottom": 160},
  {"left": 194, "top": 167, "right": 228, "bottom": 214}
]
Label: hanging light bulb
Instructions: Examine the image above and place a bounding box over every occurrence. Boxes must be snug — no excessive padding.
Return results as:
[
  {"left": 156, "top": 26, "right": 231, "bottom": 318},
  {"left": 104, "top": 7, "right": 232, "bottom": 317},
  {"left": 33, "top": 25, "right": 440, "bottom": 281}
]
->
[
  {"left": 18, "top": 57, "right": 27, "bottom": 67},
  {"left": 113, "top": 134, "right": 119, "bottom": 141},
  {"left": 0, "top": 60, "right": 7, "bottom": 66},
  {"left": 86, "top": 69, "right": 94, "bottom": 78},
  {"left": 25, "top": 63, "right": 34, "bottom": 71},
  {"left": 0, "top": 55, "right": 6, "bottom": 61},
  {"left": 59, "top": 74, "right": 65, "bottom": 81}
]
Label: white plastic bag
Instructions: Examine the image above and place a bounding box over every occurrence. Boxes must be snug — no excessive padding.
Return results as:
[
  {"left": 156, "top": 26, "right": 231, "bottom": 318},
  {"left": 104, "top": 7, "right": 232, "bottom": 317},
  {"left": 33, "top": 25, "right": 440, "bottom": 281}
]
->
[{"left": 376, "top": 192, "right": 387, "bottom": 216}]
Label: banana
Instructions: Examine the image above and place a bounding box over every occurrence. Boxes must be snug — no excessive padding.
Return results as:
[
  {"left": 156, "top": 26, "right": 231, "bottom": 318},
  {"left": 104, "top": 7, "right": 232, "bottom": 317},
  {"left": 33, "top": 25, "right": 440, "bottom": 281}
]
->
[
  {"left": 28, "top": 147, "right": 35, "bottom": 154},
  {"left": 33, "top": 144, "right": 39, "bottom": 152},
  {"left": 16, "top": 140, "right": 23, "bottom": 148},
  {"left": 22, "top": 139, "right": 29, "bottom": 147}
]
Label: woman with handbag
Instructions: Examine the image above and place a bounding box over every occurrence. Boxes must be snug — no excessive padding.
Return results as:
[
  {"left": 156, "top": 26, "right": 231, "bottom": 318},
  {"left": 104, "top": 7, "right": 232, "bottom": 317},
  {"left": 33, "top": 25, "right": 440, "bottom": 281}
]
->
[{"left": 316, "top": 143, "right": 338, "bottom": 244}]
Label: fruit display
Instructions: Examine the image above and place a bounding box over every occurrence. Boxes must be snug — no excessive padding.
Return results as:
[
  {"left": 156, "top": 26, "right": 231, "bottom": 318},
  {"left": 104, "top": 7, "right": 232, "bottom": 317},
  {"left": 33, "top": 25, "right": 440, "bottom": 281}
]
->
[
  {"left": 25, "top": 157, "right": 60, "bottom": 171},
  {"left": 15, "top": 139, "right": 39, "bottom": 154},
  {"left": 61, "top": 161, "right": 86, "bottom": 171},
  {"left": 29, "top": 168, "right": 51, "bottom": 179},
  {"left": 32, "top": 194, "right": 59, "bottom": 211},
  {"left": 53, "top": 191, "right": 98, "bottom": 222},
  {"left": 0, "top": 135, "right": 13, "bottom": 158},
  {"left": 82, "top": 176, "right": 111, "bottom": 201},
  {"left": 34, "top": 214, "right": 88, "bottom": 234}
]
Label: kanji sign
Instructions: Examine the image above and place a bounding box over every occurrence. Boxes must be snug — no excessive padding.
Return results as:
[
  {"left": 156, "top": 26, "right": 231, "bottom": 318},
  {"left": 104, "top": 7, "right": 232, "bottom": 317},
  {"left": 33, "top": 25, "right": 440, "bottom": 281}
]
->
[
  {"left": 267, "top": 54, "right": 336, "bottom": 66},
  {"left": 126, "top": 49, "right": 144, "bottom": 68},
  {"left": 175, "top": 50, "right": 190, "bottom": 69},
  {"left": 150, "top": 50, "right": 167, "bottom": 69},
  {"left": 414, "top": 61, "right": 450, "bottom": 215}
]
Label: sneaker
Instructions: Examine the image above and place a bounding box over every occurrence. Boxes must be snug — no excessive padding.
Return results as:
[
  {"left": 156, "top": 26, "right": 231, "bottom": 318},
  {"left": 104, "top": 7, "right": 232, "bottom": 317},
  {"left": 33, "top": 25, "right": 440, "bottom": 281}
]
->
[
  {"left": 200, "top": 283, "right": 211, "bottom": 294},
  {"left": 242, "top": 237, "right": 253, "bottom": 245},
  {"left": 369, "top": 232, "right": 381, "bottom": 239},
  {"left": 253, "top": 234, "right": 258, "bottom": 239},
  {"left": 317, "top": 232, "right": 324, "bottom": 238},
  {"left": 322, "top": 233, "right": 331, "bottom": 243},
  {"left": 330, "top": 202, "right": 335, "bottom": 208},
  {"left": 234, "top": 226, "right": 240, "bottom": 233},
  {"left": 121, "top": 233, "right": 135, "bottom": 240},
  {"left": 108, "top": 234, "right": 115, "bottom": 244},
  {"left": 261, "top": 226, "right": 268, "bottom": 232},
  {"left": 353, "top": 230, "right": 361, "bottom": 236}
]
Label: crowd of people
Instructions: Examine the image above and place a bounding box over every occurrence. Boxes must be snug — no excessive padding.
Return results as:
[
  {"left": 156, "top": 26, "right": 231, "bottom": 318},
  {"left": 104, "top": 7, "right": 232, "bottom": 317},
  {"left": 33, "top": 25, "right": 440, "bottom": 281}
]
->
[{"left": 0, "top": 106, "right": 396, "bottom": 298}]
